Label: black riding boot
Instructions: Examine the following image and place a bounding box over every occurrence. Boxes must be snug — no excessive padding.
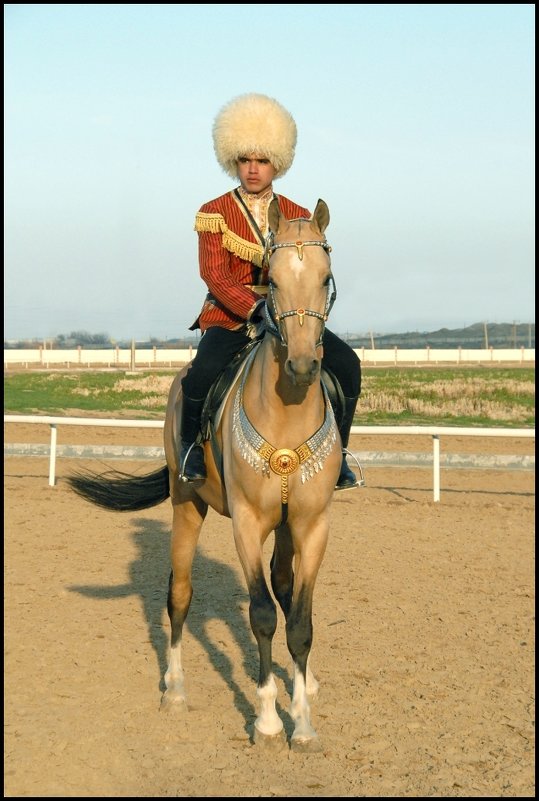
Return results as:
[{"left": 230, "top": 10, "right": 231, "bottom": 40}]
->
[
  {"left": 336, "top": 395, "right": 360, "bottom": 491},
  {"left": 178, "top": 395, "right": 207, "bottom": 482}
]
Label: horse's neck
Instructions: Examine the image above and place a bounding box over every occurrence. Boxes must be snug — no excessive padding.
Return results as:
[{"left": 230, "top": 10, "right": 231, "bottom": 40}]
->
[{"left": 242, "top": 336, "right": 325, "bottom": 443}]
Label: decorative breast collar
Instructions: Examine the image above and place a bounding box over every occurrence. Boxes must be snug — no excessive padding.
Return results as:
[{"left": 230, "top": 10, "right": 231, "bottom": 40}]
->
[{"left": 232, "top": 348, "right": 337, "bottom": 522}]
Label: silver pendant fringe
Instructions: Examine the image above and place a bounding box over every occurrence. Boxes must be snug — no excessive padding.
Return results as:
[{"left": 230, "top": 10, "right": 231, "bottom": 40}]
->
[{"left": 232, "top": 379, "right": 337, "bottom": 483}]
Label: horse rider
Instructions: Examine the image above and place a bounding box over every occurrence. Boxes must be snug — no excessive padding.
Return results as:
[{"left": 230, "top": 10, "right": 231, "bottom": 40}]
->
[{"left": 180, "top": 92, "right": 362, "bottom": 490}]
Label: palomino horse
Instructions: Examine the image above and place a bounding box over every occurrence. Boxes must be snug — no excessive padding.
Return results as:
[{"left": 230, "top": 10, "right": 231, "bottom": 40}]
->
[{"left": 68, "top": 198, "right": 344, "bottom": 752}]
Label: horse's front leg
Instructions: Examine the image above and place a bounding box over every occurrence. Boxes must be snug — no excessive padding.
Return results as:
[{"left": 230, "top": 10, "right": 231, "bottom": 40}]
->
[
  {"left": 232, "top": 515, "right": 286, "bottom": 749},
  {"left": 161, "top": 492, "right": 207, "bottom": 713},
  {"left": 286, "top": 516, "right": 329, "bottom": 752}
]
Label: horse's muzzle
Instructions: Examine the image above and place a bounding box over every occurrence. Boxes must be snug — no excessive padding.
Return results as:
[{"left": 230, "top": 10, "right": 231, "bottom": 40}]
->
[{"left": 285, "top": 357, "right": 321, "bottom": 386}]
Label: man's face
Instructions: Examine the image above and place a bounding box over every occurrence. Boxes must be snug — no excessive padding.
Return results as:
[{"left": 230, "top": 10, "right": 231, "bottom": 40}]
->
[{"left": 237, "top": 154, "right": 276, "bottom": 195}]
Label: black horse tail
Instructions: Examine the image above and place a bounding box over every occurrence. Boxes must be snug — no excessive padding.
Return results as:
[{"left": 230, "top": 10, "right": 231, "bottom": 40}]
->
[{"left": 66, "top": 465, "right": 170, "bottom": 512}]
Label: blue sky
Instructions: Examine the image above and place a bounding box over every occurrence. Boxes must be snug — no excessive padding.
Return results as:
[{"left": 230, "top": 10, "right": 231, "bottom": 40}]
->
[{"left": 4, "top": 4, "right": 535, "bottom": 341}]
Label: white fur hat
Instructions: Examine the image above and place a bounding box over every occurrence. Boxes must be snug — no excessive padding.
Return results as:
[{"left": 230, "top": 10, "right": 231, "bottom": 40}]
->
[{"left": 212, "top": 93, "right": 297, "bottom": 180}]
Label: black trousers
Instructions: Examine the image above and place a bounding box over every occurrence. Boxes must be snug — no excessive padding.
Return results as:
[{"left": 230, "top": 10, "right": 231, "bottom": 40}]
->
[{"left": 181, "top": 326, "right": 361, "bottom": 400}]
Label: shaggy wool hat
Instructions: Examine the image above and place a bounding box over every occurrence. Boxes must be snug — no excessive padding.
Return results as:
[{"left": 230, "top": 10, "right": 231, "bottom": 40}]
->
[{"left": 212, "top": 93, "right": 297, "bottom": 180}]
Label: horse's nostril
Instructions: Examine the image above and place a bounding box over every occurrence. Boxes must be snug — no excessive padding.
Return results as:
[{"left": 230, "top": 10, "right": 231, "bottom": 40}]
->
[{"left": 285, "top": 357, "right": 320, "bottom": 386}]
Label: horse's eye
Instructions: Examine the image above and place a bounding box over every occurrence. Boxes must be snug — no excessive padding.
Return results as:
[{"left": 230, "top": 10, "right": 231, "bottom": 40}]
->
[
  {"left": 323, "top": 275, "right": 331, "bottom": 287},
  {"left": 269, "top": 279, "right": 278, "bottom": 290}
]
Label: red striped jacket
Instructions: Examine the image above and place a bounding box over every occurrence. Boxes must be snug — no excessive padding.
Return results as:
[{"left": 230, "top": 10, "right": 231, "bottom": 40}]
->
[{"left": 190, "top": 190, "right": 311, "bottom": 331}]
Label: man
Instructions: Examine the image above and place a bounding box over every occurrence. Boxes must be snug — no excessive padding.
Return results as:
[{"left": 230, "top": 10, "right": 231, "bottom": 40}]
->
[{"left": 181, "top": 93, "right": 361, "bottom": 490}]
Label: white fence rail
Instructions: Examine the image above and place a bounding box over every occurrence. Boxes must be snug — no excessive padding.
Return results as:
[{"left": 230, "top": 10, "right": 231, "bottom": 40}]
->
[
  {"left": 4, "top": 346, "right": 535, "bottom": 368},
  {"left": 4, "top": 415, "right": 535, "bottom": 502}
]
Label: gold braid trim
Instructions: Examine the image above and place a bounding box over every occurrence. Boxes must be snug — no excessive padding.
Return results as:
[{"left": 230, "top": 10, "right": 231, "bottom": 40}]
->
[
  {"left": 194, "top": 212, "right": 264, "bottom": 266},
  {"left": 194, "top": 212, "right": 227, "bottom": 234},
  {"left": 223, "top": 230, "right": 264, "bottom": 266}
]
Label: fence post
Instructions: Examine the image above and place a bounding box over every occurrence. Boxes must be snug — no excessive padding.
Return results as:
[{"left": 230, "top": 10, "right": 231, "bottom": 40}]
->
[
  {"left": 48, "top": 424, "right": 57, "bottom": 487},
  {"left": 432, "top": 435, "right": 440, "bottom": 502}
]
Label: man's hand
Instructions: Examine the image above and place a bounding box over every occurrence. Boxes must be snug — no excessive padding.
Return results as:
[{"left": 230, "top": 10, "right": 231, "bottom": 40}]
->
[{"left": 247, "top": 299, "right": 266, "bottom": 339}]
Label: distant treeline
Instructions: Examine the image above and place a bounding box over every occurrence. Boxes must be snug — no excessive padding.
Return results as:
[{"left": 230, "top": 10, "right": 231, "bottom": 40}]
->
[
  {"left": 4, "top": 321, "right": 535, "bottom": 350},
  {"left": 348, "top": 322, "right": 535, "bottom": 349}
]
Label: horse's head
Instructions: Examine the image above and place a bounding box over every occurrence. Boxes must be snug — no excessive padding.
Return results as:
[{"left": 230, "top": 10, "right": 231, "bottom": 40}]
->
[{"left": 264, "top": 198, "right": 336, "bottom": 387}]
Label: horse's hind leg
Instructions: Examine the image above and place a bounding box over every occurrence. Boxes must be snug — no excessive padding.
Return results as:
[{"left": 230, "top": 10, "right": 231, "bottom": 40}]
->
[
  {"left": 271, "top": 526, "right": 319, "bottom": 699},
  {"left": 270, "top": 526, "right": 294, "bottom": 616},
  {"left": 161, "top": 493, "right": 207, "bottom": 713}
]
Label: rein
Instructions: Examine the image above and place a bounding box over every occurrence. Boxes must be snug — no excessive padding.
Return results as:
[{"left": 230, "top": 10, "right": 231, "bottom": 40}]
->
[{"left": 262, "top": 232, "right": 337, "bottom": 347}]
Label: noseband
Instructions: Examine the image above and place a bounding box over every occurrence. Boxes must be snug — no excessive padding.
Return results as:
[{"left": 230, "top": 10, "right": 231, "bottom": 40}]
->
[{"left": 262, "top": 232, "right": 337, "bottom": 347}]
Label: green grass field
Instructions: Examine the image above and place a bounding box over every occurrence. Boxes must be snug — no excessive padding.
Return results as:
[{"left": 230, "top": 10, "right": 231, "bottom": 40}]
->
[{"left": 3, "top": 366, "right": 535, "bottom": 428}]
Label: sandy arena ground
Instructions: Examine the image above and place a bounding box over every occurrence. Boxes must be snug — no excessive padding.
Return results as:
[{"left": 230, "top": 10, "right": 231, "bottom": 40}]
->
[{"left": 4, "top": 424, "right": 535, "bottom": 797}]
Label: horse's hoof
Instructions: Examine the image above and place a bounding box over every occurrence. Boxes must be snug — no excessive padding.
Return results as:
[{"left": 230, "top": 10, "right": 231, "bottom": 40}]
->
[
  {"left": 160, "top": 690, "right": 188, "bottom": 713},
  {"left": 290, "top": 735, "right": 323, "bottom": 753},
  {"left": 254, "top": 727, "right": 287, "bottom": 750}
]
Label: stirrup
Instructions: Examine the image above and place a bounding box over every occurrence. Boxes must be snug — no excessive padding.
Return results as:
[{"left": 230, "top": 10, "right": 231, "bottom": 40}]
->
[
  {"left": 335, "top": 449, "right": 365, "bottom": 491},
  {"left": 179, "top": 442, "right": 207, "bottom": 482}
]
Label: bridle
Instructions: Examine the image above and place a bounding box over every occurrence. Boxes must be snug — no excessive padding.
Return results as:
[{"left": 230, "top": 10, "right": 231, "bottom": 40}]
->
[{"left": 262, "top": 229, "right": 337, "bottom": 347}]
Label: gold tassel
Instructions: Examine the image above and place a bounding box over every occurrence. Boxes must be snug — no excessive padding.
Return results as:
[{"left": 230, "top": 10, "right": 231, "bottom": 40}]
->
[
  {"left": 194, "top": 213, "right": 264, "bottom": 265},
  {"left": 194, "top": 212, "right": 227, "bottom": 233},
  {"left": 222, "top": 231, "right": 264, "bottom": 266}
]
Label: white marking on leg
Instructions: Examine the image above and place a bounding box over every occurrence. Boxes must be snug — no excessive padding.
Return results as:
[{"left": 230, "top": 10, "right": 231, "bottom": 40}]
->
[
  {"left": 306, "top": 655, "right": 319, "bottom": 698},
  {"left": 290, "top": 662, "right": 318, "bottom": 742},
  {"left": 254, "top": 674, "right": 283, "bottom": 736},
  {"left": 291, "top": 655, "right": 319, "bottom": 698},
  {"left": 163, "top": 641, "right": 187, "bottom": 702}
]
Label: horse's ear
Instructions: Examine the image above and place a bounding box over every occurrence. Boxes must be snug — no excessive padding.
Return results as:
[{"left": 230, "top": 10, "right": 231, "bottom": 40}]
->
[
  {"left": 312, "top": 199, "right": 330, "bottom": 234},
  {"left": 268, "top": 197, "right": 282, "bottom": 233}
]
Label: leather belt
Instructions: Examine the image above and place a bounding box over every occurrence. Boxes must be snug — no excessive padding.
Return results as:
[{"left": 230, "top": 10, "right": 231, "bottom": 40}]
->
[{"left": 206, "top": 285, "right": 269, "bottom": 305}]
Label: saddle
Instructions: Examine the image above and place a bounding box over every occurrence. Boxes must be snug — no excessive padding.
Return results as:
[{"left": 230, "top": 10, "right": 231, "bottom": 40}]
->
[{"left": 199, "top": 339, "right": 260, "bottom": 441}]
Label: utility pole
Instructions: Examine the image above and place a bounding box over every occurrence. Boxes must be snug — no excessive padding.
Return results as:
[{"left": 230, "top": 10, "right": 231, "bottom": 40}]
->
[
  {"left": 370, "top": 331, "right": 375, "bottom": 350},
  {"left": 483, "top": 321, "right": 489, "bottom": 349}
]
